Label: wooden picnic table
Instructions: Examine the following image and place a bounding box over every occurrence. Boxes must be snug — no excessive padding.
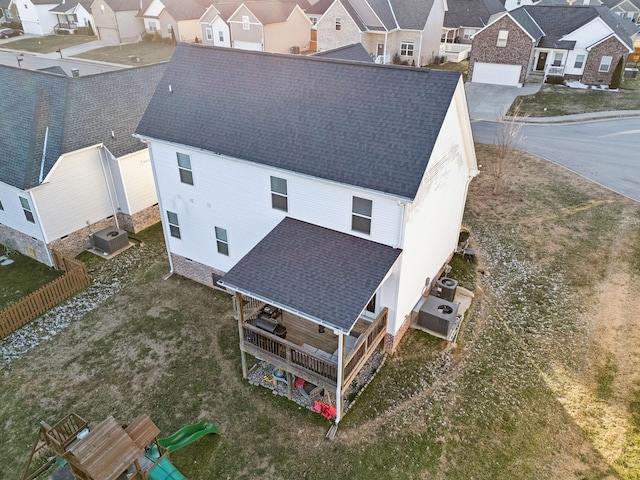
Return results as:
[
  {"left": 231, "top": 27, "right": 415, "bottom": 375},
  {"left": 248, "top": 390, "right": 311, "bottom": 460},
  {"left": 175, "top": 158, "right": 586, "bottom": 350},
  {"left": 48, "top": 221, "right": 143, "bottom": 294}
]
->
[{"left": 68, "top": 416, "right": 141, "bottom": 480}]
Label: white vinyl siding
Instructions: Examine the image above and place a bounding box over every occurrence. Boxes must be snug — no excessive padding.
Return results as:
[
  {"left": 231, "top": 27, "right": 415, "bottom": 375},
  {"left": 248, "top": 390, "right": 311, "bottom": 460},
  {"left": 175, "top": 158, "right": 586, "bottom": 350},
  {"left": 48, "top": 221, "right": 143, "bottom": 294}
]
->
[{"left": 109, "top": 149, "right": 158, "bottom": 215}]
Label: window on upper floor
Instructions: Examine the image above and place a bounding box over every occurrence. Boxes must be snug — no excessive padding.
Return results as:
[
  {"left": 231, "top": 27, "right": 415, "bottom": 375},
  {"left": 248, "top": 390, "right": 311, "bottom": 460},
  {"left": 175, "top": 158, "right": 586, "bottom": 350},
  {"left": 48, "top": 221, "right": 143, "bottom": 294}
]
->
[
  {"left": 205, "top": 27, "right": 212, "bottom": 41},
  {"left": 219, "top": 30, "right": 224, "bottom": 42},
  {"left": 599, "top": 56, "right": 612, "bottom": 72},
  {"left": 352, "top": 196, "right": 372, "bottom": 235},
  {"left": 23, "top": 2, "right": 28, "bottom": 9},
  {"left": 100, "top": 4, "right": 105, "bottom": 14},
  {"left": 215, "top": 226, "right": 229, "bottom": 255},
  {"left": 270, "top": 176, "right": 288, "bottom": 212},
  {"left": 574, "top": 54, "right": 585, "bottom": 69},
  {"left": 400, "top": 42, "right": 414, "bottom": 56},
  {"left": 167, "top": 24, "right": 172, "bottom": 34},
  {"left": 310, "top": 16, "right": 318, "bottom": 25},
  {"left": 463, "top": 29, "right": 474, "bottom": 40},
  {"left": 167, "top": 211, "right": 180, "bottom": 238},
  {"left": 19, "top": 196, "right": 34, "bottom": 223},
  {"left": 552, "top": 52, "right": 563, "bottom": 67},
  {"left": 242, "top": 15, "right": 250, "bottom": 30},
  {"left": 177, "top": 152, "right": 193, "bottom": 185},
  {"left": 497, "top": 30, "right": 508, "bottom": 47},
  {"left": 335, "top": 17, "right": 341, "bottom": 30}
]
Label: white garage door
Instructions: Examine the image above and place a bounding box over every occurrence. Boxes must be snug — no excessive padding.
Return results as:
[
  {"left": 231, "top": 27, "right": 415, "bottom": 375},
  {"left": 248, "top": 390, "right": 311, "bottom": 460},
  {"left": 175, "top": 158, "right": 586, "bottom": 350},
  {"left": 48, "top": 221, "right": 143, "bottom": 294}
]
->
[
  {"left": 98, "top": 27, "right": 120, "bottom": 44},
  {"left": 233, "top": 40, "right": 262, "bottom": 51},
  {"left": 472, "top": 62, "right": 521, "bottom": 87}
]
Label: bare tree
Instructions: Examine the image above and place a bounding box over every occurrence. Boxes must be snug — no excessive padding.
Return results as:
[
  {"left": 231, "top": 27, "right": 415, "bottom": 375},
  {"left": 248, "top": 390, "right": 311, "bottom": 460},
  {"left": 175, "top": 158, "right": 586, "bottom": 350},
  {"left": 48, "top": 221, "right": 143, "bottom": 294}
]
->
[{"left": 490, "top": 100, "right": 528, "bottom": 195}]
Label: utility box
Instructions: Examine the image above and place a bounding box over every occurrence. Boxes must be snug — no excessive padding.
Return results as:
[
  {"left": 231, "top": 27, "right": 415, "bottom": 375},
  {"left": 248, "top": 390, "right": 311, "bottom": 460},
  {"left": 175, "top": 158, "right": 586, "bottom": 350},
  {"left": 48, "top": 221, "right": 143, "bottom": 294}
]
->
[
  {"left": 437, "top": 277, "right": 458, "bottom": 302},
  {"left": 91, "top": 227, "right": 129, "bottom": 254},
  {"left": 417, "top": 295, "right": 459, "bottom": 337}
]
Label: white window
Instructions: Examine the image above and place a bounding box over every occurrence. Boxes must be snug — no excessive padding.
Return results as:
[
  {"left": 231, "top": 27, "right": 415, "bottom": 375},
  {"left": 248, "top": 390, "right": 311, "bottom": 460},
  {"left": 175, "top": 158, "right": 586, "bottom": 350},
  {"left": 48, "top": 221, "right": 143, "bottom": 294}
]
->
[
  {"left": 599, "top": 56, "right": 612, "bottom": 72},
  {"left": 148, "top": 21, "right": 158, "bottom": 32},
  {"left": 400, "top": 42, "right": 414, "bottom": 56},
  {"left": 215, "top": 227, "right": 229, "bottom": 256},
  {"left": 167, "top": 211, "right": 180, "bottom": 238},
  {"left": 0, "top": 198, "right": 4, "bottom": 210},
  {"left": 177, "top": 152, "right": 193, "bottom": 185},
  {"left": 205, "top": 27, "right": 212, "bottom": 41},
  {"left": 552, "top": 52, "right": 563, "bottom": 67},
  {"left": 242, "top": 15, "right": 250, "bottom": 30},
  {"left": 574, "top": 54, "right": 585, "bottom": 69},
  {"left": 270, "top": 176, "right": 288, "bottom": 212},
  {"left": 463, "top": 29, "right": 474, "bottom": 40},
  {"left": 23, "top": 2, "right": 27, "bottom": 8},
  {"left": 218, "top": 31, "right": 224, "bottom": 42},
  {"left": 19, "top": 196, "right": 34, "bottom": 223},
  {"left": 100, "top": 4, "right": 105, "bottom": 14},
  {"left": 335, "top": 17, "right": 341, "bottom": 30},
  {"left": 352, "top": 197, "right": 372, "bottom": 235},
  {"left": 497, "top": 30, "right": 508, "bottom": 47},
  {"left": 167, "top": 24, "right": 172, "bottom": 34}
]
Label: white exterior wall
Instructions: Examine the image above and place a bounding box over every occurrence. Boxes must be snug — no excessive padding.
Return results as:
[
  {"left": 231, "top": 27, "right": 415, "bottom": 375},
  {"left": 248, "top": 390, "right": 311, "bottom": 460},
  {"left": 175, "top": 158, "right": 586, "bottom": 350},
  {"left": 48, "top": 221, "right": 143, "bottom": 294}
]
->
[
  {"left": 75, "top": 5, "right": 95, "bottom": 28},
  {"left": 177, "top": 19, "right": 200, "bottom": 42},
  {"left": 564, "top": 48, "right": 589, "bottom": 76},
  {"left": 201, "top": 17, "right": 230, "bottom": 47},
  {"left": 0, "top": 182, "right": 45, "bottom": 241},
  {"left": 110, "top": 149, "right": 157, "bottom": 215},
  {"left": 391, "top": 81, "right": 477, "bottom": 335},
  {"left": 565, "top": 18, "right": 613, "bottom": 47},
  {"left": 31, "top": 146, "right": 117, "bottom": 242},
  {"left": 503, "top": 0, "right": 534, "bottom": 10},
  {"left": 420, "top": 0, "right": 446, "bottom": 65},
  {"left": 17, "top": 2, "right": 58, "bottom": 35},
  {"left": 148, "top": 140, "right": 403, "bottom": 275}
]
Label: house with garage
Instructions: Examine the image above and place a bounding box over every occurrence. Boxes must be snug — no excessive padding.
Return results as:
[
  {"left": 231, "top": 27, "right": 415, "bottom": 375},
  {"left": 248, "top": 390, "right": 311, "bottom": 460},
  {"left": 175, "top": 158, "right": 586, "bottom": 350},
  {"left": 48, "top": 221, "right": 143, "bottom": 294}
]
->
[
  {"left": 0, "top": 64, "right": 165, "bottom": 266},
  {"left": 0, "top": 0, "right": 18, "bottom": 25},
  {"left": 135, "top": 44, "right": 478, "bottom": 423},
  {"left": 16, "top": 0, "right": 59, "bottom": 34},
  {"left": 90, "top": 0, "right": 150, "bottom": 44},
  {"left": 15, "top": 0, "right": 94, "bottom": 35},
  {"left": 314, "top": 0, "right": 446, "bottom": 65},
  {"left": 469, "top": 4, "right": 637, "bottom": 86},
  {"left": 138, "top": 0, "right": 209, "bottom": 42},
  {"left": 198, "top": 1, "right": 311, "bottom": 53},
  {"left": 48, "top": 0, "right": 95, "bottom": 33}
]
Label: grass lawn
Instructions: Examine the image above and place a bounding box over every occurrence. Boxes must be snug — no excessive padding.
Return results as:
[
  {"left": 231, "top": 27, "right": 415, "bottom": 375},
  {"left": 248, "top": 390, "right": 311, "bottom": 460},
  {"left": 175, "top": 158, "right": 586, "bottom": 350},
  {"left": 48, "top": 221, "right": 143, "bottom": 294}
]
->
[
  {"left": 73, "top": 41, "right": 176, "bottom": 66},
  {"left": 2, "top": 35, "right": 96, "bottom": 54},
  {"left": 428, "top": 60, "right": 469, "bottom": 82},
  {"left": 2, "top": 147, "right": 640, "bottom": 479},
  {"left": 513, "top": 76, "right": 640, "bottom": 116},
  {"left": 0, "top": 248, "right": 62, "bottom": 308}
]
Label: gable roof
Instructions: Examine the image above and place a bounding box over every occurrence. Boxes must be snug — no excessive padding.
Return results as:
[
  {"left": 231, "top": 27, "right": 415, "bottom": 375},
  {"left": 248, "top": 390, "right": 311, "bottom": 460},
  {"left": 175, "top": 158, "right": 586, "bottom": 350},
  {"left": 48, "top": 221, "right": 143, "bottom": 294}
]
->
[
  {"left": 49, "top": 0, "right": 92, "bottom": 13},
  {"left": 312, "top": 42, "right": 374, "bottom": 62},
  {"left": 99, "top": 0, "right": 151, "bottom": 12},
  {"left": 142, "top": 0, "right": 210, "bottom": 21},
  {"left": 136, "top": 44, "right": 461, "bottom": 200},
  {"left": 328, "top": 0, "right": 437, "bottom": 33},
  {"left": 233, "top": 1, "right": 301, "bottom": 24},
  {"left": 444, "top": 0, "right": 505, "bottom": 29},
  {"left": 297, "top": 0, "right": 334, "bottom": 15},
  {"left": 0, "top": 64, "right": 165, "bottom": 191},
  {"left": 218, "top": 217, "right": 403, "bottom": 333}
]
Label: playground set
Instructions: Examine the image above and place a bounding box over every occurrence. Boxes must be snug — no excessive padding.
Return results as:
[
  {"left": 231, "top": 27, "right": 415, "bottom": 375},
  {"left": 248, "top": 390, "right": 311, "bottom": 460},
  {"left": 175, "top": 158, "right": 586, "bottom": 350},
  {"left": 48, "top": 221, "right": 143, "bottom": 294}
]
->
[{"left": 21, "top": 413, "right": 218, "bottom": 480}]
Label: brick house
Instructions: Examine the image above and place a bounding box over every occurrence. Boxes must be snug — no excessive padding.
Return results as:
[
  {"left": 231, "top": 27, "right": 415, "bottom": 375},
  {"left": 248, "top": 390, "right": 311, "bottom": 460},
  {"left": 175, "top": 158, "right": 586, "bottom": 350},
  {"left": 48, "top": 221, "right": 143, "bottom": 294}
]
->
[{"left": 469, "top": 4, "right": 637, "bottom": 86}]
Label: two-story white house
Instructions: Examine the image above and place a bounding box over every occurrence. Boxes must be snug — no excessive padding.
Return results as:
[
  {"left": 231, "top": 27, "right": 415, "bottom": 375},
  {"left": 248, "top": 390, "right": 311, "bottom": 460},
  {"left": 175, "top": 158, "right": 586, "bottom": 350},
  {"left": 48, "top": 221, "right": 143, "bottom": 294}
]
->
[
  {"left": 0, "top": 64, "right": 165, "bottom": 266},
  {"left": 17, "top": 0, "right": 94, "bottom": 35},
  {"left": 136, "top": 44, "right": 477, "bottom": 423}
]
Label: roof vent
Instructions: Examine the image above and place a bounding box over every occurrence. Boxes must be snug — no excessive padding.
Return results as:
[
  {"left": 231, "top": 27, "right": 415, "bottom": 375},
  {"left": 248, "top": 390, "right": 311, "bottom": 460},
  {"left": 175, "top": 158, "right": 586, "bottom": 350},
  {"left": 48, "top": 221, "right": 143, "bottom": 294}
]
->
[
  {"left": 417, "top": 295, "right": 459, "bottom": 338},
  {"left": 91, "top": 226, "right": 129, "bottom": 255}
]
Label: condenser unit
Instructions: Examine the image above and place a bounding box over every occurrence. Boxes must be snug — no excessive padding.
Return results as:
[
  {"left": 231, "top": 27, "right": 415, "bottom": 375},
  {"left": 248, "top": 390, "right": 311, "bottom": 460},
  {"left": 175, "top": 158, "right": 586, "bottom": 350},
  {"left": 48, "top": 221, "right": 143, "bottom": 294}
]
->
[
  {"left": 437, "top": 277, "right": 458, "bottom": 302},
  {"left": 417, "top": 294, "right": 459, "bottom": 337},
  {"left": 91, "top": 226, "right": 129, "bottom": 254}
]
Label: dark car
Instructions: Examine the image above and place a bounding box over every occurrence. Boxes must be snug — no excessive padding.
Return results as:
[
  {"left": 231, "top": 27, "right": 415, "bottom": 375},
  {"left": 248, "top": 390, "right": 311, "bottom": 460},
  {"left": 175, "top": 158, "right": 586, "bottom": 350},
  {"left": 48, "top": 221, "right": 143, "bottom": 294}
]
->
[{"left": 0, "top": 28, "right": 24, "bottom": 39}]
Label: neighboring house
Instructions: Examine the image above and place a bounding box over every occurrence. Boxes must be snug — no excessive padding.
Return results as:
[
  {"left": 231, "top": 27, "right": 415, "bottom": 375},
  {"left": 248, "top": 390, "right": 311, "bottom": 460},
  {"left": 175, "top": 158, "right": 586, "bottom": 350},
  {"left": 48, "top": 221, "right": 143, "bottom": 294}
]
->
[
  {"left": 136, "top": 44, "right": 478, "bottom": 423},
  {"left": 499, "top": 0, "right": 534, "bottom": 11},
  {"left": 312, "top": 41, "right": 374, "bottom": 61},
  {"left": 16, "top": 0, "right": 59, "bottom": 35},
  {"left": 138, "top": 0, "right": 210, "bottom": 42},
  {"left": 0, "top": 64, "right": 165, "bottom": 265},
  {"left": 48, "top": 0, "right": 94, "bottom": 33},
  {"left": 199, "top": 1, "right": 312, "bottom": 53},
  {"left": 315, "top": 0, "right": 446, "bottom": 65},
  {"left": 90, "top": 0, "right": 150, "bottom": 44},
  {"left": 0, "top": 0, "right": 18, "bottom": 25},
  {"left": 469, "top": 4, "right": 637, "bottom": 86},
  {"left": 442, "top": 0, "right": 505, "bottom": 44},
  {"left": 602, "top": 0, "right": 640, "bottom": 23}
]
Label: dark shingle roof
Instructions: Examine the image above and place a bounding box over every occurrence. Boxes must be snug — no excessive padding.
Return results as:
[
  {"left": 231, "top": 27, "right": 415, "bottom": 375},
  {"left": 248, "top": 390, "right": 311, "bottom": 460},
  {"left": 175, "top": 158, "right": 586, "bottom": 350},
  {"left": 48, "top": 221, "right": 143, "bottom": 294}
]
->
[
  {"left": 389, "top": 0, "right": 436, "bottom": 30},
  {"left": 312, "top": 42, "right": 374, "bottom": 62},
  {"left": 218, "top": 218, "right": 402, "bottom": 332},
  {"left": 143, "top": 0, "right": 210, "bottom": 21},
  {"left": 366, "top": 0, "right": 398, "bottom": 30},
  {"left": 103, "top": 0, "right": 151, "bottom": 12},
  {"left": 49, "top": 0, "right": 92, "bottom": 13},
  {"left": 444, "top": 0, "right": 505, "bottom": 29},
  {"left": 136, "top": 44, "right": 460, "bottom": 200},
  {"left": 0, "top": 64, "right": 165, "bottom": 190},
  {"left": 508, "top": 8, "right": 543, "bottom": 40}
]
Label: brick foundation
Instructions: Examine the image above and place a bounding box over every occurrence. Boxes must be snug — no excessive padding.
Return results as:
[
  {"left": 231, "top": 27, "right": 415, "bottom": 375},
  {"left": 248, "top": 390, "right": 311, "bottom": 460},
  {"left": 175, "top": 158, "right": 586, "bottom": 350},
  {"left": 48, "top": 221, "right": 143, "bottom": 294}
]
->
[
  {"left": 48, "top": 217, "right": 118, "bottom": 258},
  {"left": 0, "top": 224, "right": 50, "bottom": 265},
  {"left": 117, "top": 204, "right": 160, "bottom": 234},
  {"left": 383, "top": 311, "right": 415, "bottom": 354},
  {"left": 171, "top": 253, "right": 226, "bottom": 289}
]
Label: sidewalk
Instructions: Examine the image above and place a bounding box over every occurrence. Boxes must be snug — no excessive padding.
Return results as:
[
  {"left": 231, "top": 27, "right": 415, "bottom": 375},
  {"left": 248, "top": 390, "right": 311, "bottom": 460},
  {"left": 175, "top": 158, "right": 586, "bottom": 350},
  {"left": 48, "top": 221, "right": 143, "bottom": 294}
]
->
[{"left": 515, "top": 109, "right": 640, "bottom": 124}]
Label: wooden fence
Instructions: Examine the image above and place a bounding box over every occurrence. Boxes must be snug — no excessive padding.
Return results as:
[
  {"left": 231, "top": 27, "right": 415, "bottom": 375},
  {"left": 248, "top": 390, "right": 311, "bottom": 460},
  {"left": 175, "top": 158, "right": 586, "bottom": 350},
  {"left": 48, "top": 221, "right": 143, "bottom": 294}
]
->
[{"left": 0, "top": 254, "right": 90, "bottom": 338}]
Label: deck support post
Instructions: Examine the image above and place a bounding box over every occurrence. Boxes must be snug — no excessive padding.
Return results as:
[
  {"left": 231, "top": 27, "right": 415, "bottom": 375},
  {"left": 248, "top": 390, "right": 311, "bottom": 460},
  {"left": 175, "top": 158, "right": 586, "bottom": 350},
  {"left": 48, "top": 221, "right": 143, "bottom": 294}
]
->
[
  {"left": 334, "top": 331, "right": 345, "bottom": 424},
  {"left": 235, "top": 292, "right": 248, "bottom": 379},
  {"left": 286, "top": 348, "right": 293, "bottom": 400}
]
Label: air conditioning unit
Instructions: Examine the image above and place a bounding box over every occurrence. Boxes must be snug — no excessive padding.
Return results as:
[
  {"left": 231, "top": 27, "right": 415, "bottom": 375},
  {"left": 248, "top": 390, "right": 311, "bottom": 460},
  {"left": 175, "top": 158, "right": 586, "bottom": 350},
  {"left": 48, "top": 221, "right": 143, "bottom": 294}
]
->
[
  {"left": 91, "top": 226, "right": 129, "bottom": 254},
  {"left": 437, "top": 277, "right": 458, "bottom": 302},
  {"left": 290, "top": 45, "right": 300, "bottom": 54},
  {"left": 417, "top": 295, "right": 459, "bottom": 337}
]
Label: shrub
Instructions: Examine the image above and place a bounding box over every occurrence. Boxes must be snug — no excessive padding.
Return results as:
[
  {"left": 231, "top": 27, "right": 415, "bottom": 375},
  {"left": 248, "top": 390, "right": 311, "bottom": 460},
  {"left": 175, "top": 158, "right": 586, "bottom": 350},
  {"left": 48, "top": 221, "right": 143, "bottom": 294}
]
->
[
  {"left": 609, "top": 57, "right": 624, "bottom": 89},
  {"left": 392, "top": 52, "right": 402, "bottom": 65},
  {"left": 545, "top": 75, "right": 565, "bottom": 85}
]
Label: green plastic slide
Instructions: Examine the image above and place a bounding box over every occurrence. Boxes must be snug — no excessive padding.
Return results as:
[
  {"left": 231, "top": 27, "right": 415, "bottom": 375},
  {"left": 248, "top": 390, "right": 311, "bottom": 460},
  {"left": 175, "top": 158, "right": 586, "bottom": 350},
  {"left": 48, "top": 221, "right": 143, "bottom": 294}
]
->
[
  {"left": 158, "top": 419, "right": 219, "bottom": 453},
  {"left": 148, "top": 457, "right": 187, "bottom": 480}
]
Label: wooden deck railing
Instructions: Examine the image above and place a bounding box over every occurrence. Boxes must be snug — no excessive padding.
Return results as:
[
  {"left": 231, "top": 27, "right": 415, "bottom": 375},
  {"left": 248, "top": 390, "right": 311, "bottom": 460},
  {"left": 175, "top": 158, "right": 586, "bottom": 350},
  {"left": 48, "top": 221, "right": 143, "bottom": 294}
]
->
[
  {"left": 241, "top": 324, "right": 338, "bottom": 388},
  {"left": 343, "top": 308, "right": 387, "bottom": 387}
]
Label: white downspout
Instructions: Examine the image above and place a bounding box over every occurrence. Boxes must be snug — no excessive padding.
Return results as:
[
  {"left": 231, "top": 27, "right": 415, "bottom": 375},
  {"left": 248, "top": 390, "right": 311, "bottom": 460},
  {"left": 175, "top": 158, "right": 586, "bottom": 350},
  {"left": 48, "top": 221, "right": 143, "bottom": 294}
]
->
[
  {"left": 334, "top": 331, "right": 345, "bottom": 424},
  {"left": 397, "top": 201, "right": 407, "bottom": 248},
  {"left": 38, "top": 126, "right": 49, "bottom": 183},
  {"left": 99, "top": 146, "right": 120, "bottom": 229}
]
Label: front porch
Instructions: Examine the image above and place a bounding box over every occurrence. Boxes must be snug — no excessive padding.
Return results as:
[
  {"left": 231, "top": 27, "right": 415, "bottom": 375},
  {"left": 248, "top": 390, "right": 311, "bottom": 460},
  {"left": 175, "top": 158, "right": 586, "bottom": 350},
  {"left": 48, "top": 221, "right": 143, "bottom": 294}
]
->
[{"left": 235, "top": 293, "right": 388, "bottom": 421}]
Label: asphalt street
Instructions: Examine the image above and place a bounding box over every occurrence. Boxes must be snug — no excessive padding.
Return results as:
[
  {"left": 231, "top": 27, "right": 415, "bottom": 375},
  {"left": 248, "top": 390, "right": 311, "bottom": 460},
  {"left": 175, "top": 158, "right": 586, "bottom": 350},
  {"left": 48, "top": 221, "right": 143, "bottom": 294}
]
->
[
  {"left": 471, "top": 118, "right": 640, "bottom": 201},
  {"left": 0, "top": 49, "right": 122, "bottom": 75}
]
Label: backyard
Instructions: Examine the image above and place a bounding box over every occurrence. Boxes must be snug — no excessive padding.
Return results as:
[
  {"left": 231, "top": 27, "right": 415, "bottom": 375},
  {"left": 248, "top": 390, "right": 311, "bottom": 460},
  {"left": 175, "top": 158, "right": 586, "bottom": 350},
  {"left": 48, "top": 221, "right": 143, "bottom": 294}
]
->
[
  {"left": 1, "top": 145, "right": 640, "bottom": 479},
  {"left": 1, "top": 34, "right": 95, "bottom": 54},
  {"left": 0, "top": 249, "right": 62, "bottom": 308},
  {"left": 72, "top": 41, "right": 176, "bottom": 66}
]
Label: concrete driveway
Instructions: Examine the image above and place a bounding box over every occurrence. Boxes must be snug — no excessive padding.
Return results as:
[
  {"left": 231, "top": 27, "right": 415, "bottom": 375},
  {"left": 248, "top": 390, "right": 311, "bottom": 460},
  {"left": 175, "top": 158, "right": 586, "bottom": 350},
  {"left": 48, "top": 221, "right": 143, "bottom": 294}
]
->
[{"left": 464, "top": 82, "right": 541, "bottom": 121}]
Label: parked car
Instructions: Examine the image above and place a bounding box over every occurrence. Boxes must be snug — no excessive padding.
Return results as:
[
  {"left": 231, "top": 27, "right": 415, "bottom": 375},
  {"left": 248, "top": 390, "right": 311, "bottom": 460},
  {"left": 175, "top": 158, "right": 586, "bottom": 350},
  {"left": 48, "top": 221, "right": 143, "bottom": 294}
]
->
[{"left": 0, "top": 28, "right": 24, "bottom": 39}]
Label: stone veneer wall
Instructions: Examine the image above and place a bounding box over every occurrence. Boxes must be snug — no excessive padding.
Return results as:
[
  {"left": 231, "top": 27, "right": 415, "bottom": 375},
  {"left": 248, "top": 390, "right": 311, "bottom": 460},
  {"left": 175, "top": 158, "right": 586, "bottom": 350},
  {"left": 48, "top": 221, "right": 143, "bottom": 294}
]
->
[
  {"left": 468, "top": 15, "right": 533, "bottom": 85},
  {"left": 0, "top": 224, "right": 50, "bottom": 265},
  {"left": 581, "top": 37, "right": 629, "bottom": 86},
  {"left": 117, "top": 204, "right": 160, "bottom": 234},
  {"left": 171, "top": 253, "right": 226, "bottom": 289},
  {"left": 48, "top": 217, "right": 117, "bottom": 258}
]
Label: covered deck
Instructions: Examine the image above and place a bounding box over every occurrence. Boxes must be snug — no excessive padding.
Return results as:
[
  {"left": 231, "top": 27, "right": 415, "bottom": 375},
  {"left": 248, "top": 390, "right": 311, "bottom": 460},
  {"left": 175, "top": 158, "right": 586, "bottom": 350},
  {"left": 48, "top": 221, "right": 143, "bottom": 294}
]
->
[{"left": 219, "top": 218, "right": 402, "bottom": 423}]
